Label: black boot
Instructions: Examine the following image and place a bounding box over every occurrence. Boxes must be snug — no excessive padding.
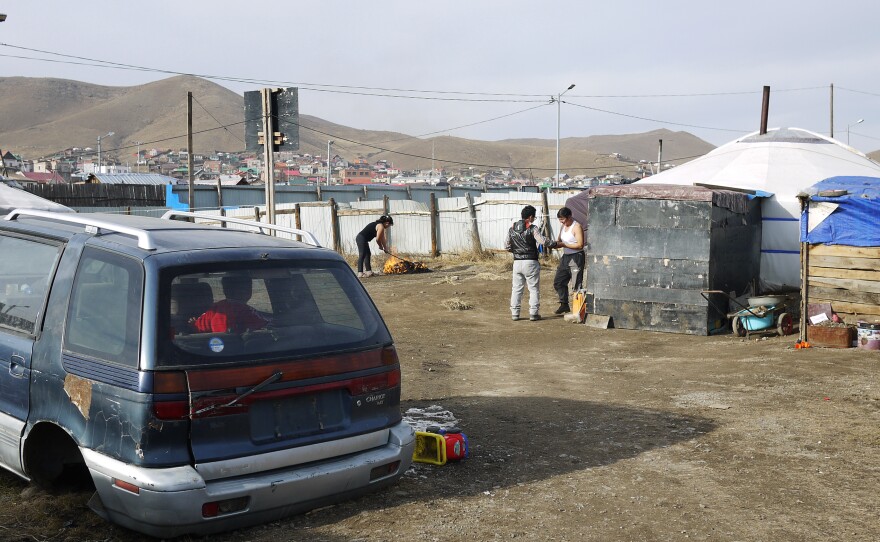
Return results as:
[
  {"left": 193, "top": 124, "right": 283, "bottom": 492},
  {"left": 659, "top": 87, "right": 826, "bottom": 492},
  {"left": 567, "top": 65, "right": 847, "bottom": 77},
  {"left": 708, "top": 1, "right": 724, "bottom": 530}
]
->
[{"left": 554, "top": 303, "right": 570, "bottom": 315}]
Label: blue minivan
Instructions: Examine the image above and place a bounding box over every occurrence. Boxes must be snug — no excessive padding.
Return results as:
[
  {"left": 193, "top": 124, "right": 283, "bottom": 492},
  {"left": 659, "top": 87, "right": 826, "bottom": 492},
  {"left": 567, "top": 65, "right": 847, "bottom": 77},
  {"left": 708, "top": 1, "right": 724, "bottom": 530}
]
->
[{"left": 0, "top": 209, "right": 414, "bottom": 537}]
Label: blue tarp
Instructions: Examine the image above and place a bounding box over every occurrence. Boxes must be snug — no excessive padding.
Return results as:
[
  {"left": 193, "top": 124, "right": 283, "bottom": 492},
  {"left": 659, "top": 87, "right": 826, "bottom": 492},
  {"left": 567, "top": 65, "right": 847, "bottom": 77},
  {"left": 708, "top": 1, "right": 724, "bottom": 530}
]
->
[{"left": 801, "top": 176, "right": 880, "bottom": 246}]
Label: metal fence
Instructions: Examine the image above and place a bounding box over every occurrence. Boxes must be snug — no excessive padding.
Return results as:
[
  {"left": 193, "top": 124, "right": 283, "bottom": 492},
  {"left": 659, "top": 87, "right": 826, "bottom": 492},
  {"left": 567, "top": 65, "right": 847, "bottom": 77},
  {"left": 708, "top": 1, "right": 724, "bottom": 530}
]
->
[
  {"left": 73, "top": 187, "right": 580, "bottom": 257},
  {"left": 172, "top": 183, "right": 553, "bottom": 213},
  {"left": 162, "top": 190, "right": 574, "bottom": 257}
]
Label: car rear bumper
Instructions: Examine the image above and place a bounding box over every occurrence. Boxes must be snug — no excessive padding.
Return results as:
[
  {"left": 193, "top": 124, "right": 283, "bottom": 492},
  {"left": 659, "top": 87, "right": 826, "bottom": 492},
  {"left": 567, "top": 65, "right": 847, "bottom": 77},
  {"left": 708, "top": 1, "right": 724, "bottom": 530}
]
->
[{"left": 82, "top": 422, "right": 415, "bottom": 538}]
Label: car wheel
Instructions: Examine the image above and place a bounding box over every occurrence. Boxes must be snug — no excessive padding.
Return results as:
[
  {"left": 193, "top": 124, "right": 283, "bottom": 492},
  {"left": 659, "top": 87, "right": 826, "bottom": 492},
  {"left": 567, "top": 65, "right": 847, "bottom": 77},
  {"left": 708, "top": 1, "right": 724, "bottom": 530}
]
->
[{"left": 732, "top": 316, "right": 747, "bottom": 337}]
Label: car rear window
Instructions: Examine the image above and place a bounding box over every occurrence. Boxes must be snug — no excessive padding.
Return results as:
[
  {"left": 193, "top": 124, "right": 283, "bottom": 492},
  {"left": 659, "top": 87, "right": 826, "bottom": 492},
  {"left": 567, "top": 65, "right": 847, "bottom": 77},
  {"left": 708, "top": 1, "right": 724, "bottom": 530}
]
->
[{"left": 159, "top": 260, "right": 390, "bottom": 367}]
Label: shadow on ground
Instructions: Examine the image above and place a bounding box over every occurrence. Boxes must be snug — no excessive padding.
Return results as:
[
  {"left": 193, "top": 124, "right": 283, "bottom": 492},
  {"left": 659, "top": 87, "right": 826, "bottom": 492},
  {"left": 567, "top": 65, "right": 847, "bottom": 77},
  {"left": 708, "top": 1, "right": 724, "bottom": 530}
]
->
[
  {"left": 0, "top": 396, "right": 715, "bottom": 541},
  {"left": 276, "top": 395, "right": 716, "bottom": 537}
]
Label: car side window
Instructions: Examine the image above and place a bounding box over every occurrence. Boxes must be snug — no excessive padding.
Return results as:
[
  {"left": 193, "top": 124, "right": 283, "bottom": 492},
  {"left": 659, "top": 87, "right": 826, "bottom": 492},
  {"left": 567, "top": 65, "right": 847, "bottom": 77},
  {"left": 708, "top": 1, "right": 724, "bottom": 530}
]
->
[
  {"left": 64, "top": 248, "right": 144, "bottom": 367},
  {"left": 0, "top": 234, "right": 61, "bottom": 335}
]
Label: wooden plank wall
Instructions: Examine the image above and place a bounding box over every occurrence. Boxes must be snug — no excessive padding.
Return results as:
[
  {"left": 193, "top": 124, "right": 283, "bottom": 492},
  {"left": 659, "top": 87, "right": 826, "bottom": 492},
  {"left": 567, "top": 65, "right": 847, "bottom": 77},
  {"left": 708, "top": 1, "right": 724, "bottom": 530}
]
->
[
  {"left": 807, "top": 244, "right": 880, "bottom": 320},
  {"left": 24, "top": 184, "right": 166, "bottom": 207}
]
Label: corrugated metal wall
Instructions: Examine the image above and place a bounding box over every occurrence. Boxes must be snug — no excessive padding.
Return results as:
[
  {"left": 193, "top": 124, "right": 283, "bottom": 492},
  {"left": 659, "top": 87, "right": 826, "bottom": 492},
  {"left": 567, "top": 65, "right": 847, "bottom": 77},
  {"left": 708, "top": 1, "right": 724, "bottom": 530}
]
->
[
  {"left": 79, "top": 187, "right": 583, "bottom": 256},
  {"left": 172, "top": 184, "right": 550, "bottom": 212},
  {"left": 437, "top": 197, "right": 473, "bottom": 253}
]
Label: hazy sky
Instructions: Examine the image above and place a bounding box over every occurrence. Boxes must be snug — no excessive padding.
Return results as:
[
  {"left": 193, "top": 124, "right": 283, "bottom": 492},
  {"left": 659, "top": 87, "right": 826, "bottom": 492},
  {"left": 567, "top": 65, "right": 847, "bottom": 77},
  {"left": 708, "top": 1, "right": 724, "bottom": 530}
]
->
[{"left": 2, "top": 1, "right": 879, "bottom": 155}]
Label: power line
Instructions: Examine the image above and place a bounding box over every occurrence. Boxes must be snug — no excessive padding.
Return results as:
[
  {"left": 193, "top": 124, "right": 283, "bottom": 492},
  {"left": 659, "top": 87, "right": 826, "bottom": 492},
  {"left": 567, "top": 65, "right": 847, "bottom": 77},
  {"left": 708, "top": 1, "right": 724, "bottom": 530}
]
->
[
  {"left": 562, "top": 99, "right": 747, "bottom": 133},
  {"left": 373, "top": 102, "right": 553, "bottom": 144},
  {"left": 0, "top": 44, "right": 542, "bottom": 103},
  {"left": 837, "top": 86, "right": 880, "bottom": 98},
  {"left": 25, "top": 96, "right": 706, "bottom": 174},
  {"left": 272, "top": 114, "right": 706, "bottom": 172},
  {"left": 191, "top": 94, "right": 246, "bottom": 144},
  {"left": 847, "top": 130, "right": 880, "bottom": 142},
  {"left": 67, "top": 122, "right": 249, "bottom": 161},
  {"left": 568, "top": 86, "right": 826, "bottom": 98},
  {"left": 48, "top": 108, "right": 707, "bottom": 174},
  {"left": 0, "top": 43, "right": 837, "bottom": 101}
]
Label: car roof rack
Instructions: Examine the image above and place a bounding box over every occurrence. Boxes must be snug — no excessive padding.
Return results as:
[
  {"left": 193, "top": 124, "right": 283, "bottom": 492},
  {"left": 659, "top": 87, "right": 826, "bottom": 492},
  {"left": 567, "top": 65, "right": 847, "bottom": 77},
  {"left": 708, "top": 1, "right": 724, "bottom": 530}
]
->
[
  {"left": 160, "top": 211, "right": 322, "bottom": 247},
  {"left": 4, "top": 208, "right": 156, "bottom": 250}
]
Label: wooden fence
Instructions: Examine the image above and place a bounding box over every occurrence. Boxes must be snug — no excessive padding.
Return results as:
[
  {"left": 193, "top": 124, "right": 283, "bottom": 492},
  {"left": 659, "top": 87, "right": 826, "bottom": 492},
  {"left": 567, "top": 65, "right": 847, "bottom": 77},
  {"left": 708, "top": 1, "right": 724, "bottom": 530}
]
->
[
  {"left": 24, "top": 184, "right": 166, "bottom": 207},
  {"left": 805, "top": 244, "right": 880, "bottom": 321}
]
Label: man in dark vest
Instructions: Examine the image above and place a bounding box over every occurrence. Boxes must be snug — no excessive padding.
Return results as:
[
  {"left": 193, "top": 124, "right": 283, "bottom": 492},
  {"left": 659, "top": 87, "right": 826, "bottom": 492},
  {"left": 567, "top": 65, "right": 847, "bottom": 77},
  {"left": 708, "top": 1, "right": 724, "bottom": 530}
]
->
[{"left": 505, "top": 205, "right": 550, "bottom": 321}]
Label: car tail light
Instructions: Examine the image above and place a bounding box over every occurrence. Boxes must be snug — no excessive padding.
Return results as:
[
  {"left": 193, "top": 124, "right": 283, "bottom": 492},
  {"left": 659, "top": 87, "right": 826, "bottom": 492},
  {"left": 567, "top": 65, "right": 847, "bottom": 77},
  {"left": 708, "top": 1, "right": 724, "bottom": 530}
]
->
[
  {"left": 152, "top": 400, "right": 189, "bottom": 420},
  {"left": 113, "top": 478, "right": 140, "bottom": 494},
  {"left": 350, "top": 368, "right": 400, "bottom": 395},
  {"left": 186, "top": 347, "right": 403, "bottom": 419},
  {"left": 153, "top": 371, "right": 187, "bottom": 393},
  {"left": 381, "top": 345, "right": 399, "bottom": 366},
  {"left": 369, "top": 460, "right": 401, "bottom": 481},
  {"left": 202, "top": 496, "right": 249, "bottom": 518},
  {"left": 186, "top": 347, "right": 399, "bottom": 392},
  {"left": 151, "top": 371, "right": 189, "bottom": 420}
]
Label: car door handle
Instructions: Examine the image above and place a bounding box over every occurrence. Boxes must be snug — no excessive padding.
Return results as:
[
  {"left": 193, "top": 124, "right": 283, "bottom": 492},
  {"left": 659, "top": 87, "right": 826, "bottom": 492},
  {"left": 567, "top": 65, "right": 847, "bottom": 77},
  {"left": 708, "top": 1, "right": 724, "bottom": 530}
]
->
[{"left": 9, "top": 355, "right": 27, "bottom": 378}]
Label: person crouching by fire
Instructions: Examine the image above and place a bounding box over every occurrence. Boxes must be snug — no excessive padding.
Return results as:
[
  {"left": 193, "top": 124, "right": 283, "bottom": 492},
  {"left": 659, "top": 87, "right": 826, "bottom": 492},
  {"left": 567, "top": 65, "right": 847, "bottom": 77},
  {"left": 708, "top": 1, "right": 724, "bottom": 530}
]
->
[
  {"left": 355, "top": 215, "right": 393, "bottom": 278},
  {"left": 505, "top": 205, "right": 550, "bottom": 321}
]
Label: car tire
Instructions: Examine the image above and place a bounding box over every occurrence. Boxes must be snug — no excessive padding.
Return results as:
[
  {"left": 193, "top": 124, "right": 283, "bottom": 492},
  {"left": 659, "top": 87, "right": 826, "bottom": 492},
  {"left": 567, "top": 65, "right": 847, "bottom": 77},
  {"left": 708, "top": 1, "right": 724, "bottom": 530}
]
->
[{"left": 732, "top": 316, "right": 747, "bottom": 337}]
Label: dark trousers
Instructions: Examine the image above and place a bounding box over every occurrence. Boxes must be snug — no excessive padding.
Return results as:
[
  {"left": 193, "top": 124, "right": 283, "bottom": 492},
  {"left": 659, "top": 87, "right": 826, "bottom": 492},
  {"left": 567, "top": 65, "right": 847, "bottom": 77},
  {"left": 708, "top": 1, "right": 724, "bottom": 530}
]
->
[
  {"left": 553, "top": 252, "right": 585, "bottom": 305},
  {"left": 356, "top": 235, "right": 372, "bottom": 272}
]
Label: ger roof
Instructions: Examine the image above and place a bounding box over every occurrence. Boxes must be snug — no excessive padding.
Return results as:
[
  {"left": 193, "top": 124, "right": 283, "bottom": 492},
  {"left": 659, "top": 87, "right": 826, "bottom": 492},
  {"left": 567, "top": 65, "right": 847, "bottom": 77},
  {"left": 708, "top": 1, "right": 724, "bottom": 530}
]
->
[
  {"left": 0, "top": 183, "right": 73, "bottom": 214},
  {"left": 639, "top": 127, "right": 880, "bottom": 202}
]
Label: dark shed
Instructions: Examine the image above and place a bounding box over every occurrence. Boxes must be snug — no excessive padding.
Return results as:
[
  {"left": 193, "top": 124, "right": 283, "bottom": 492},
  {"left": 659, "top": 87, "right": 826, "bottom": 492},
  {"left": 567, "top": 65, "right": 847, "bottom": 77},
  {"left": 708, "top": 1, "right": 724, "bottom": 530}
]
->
[{"left": 571, "top": 184, "right": 762, "bottom": 335}]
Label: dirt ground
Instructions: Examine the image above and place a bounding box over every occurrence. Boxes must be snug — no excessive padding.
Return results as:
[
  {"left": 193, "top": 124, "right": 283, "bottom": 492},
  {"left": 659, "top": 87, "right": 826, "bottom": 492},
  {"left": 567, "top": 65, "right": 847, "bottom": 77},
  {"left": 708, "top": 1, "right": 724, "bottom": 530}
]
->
[{"left": 1, "top": 257, "right": 878, "bottom": 541}]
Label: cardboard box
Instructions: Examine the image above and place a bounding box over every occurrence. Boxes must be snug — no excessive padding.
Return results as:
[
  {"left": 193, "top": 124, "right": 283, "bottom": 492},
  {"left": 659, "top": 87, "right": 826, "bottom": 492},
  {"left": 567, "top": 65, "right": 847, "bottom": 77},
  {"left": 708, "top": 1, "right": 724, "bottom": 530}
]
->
[{"left": 807, "top": 325, "right": 855, "bottom": 348}]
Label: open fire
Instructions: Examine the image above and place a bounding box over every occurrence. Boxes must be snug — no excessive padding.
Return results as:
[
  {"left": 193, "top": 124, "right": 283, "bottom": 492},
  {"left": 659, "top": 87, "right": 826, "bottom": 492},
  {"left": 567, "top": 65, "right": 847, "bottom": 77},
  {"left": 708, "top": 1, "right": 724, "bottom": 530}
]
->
[{"left": 384, "top": 255, "right": 430, "bottom": 275}]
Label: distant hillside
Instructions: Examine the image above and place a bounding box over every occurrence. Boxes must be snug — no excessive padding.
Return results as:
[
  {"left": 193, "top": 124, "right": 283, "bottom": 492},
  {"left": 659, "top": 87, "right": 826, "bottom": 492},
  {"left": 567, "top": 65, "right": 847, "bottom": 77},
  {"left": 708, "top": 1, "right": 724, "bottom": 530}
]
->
[
  {"left": 505, "top": 129, "right": 715, "bottom": 164},
  {"left": 0, "top": 76, "right": 716, "bottom": 177}
]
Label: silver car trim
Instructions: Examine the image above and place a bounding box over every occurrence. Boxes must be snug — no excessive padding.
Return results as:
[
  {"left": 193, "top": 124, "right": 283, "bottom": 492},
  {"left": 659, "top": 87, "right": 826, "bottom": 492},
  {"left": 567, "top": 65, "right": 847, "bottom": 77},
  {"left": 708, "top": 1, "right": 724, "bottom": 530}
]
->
[
  {"left": 0, "top": 410, "right": 24, "bottom": 477},
  {"left": 4, "top": 209, "right": 157, "bottom": 250},
  {"left": 194, "top": 428, "right": 391, "bottom": 480},
  {"left": 86, "top": 422, "right": 416, "bottom": 538},
  {"left": 80, "top": 448, "right": 206, "bottom": 491},
  {"left": 160, "top": 211, "right": 321, "bottom": 247}
]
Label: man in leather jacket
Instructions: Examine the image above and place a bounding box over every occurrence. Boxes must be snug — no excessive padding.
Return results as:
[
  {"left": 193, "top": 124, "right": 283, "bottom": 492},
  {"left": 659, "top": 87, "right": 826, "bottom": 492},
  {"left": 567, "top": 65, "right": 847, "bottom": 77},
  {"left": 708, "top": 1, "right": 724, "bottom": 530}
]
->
[{"left": 505, "top": 205, "right": 550, "bottom": 321}]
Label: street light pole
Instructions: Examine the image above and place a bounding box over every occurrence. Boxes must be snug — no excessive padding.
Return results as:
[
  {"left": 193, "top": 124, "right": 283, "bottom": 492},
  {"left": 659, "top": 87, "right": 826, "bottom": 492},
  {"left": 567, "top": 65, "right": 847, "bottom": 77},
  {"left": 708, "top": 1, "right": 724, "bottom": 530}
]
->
[
  {"left": 97, "top": 131, "right": 114, "bottom": 174},
  {"left": 327, "top": 140, "right": 334, "bottom": 185},
  {"left": 847, "top": 118, "right": 864, "bottom": 145},
  {"left": 555, "top": 84, "right": 575, "bottom": 187}
]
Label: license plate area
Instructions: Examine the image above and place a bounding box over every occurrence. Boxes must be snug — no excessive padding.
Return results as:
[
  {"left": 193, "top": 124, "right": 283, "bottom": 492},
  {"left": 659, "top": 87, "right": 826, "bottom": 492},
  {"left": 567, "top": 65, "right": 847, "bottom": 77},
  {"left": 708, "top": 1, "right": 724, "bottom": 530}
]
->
[{"left": 250, "top": 389, "right": 347, "bottom": 443}]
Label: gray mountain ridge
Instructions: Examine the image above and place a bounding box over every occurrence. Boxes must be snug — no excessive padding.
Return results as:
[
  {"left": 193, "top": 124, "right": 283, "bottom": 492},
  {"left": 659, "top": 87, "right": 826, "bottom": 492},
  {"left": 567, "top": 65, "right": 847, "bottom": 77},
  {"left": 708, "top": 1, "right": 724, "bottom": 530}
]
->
[{"left": 0, "top": 75, "right": 719, "bottom": 175}]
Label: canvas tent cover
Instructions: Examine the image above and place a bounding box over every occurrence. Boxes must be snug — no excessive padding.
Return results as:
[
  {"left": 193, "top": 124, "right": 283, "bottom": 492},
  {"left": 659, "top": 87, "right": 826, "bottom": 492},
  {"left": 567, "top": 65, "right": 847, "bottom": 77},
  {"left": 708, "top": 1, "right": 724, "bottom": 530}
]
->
[
  {"left": 801, "top": 176, "right": 880, "bottom": 246},
  {"left": 637, "top": 127, "right": 880, "bottom": 289},
  {"left": 0, "top": 183, "right": 72, "bottom": 215}
]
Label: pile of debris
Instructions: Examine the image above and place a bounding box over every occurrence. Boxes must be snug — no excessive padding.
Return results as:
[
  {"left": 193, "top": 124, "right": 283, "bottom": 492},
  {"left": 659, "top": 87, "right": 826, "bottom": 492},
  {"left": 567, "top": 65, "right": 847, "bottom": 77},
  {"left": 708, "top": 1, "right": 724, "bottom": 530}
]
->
[{"left": 383, "top": 255, "right": 430, "bottom": 275}]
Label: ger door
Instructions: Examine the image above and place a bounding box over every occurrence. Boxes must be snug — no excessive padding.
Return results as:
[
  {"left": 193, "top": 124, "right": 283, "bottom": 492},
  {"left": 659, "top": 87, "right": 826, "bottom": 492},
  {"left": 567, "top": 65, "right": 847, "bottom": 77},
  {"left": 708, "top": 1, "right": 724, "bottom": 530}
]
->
[{"left": 0, "top": 233, "right": 62, "bottom": 473}]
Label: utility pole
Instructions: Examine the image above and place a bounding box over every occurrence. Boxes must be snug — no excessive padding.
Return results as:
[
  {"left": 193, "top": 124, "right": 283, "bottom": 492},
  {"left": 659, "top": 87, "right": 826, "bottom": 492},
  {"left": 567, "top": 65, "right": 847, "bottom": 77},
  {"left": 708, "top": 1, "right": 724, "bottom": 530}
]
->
[
  {"left": 759, "top": 86, "right": 770, "bottom": 135},
  {"left": 555, "top": 84, "right": 576, "bottom": 187},
  {"left": 261, "top": 88, "right": 277, "bottom": 225},
  {"left": 656, "top": 139, "right": 663, "bottom": 175},
  {"left": 830, "top": 83, "right": 834, "bottom": 139},
  {"left": 243, "top": 87, "right": 297, "bottom": 215},
  {"left": 326, "top": 140, "right": 333, "bottom": 185},
  {"left": 187, "top": 92, "right": 195, "bottom": 211}
]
